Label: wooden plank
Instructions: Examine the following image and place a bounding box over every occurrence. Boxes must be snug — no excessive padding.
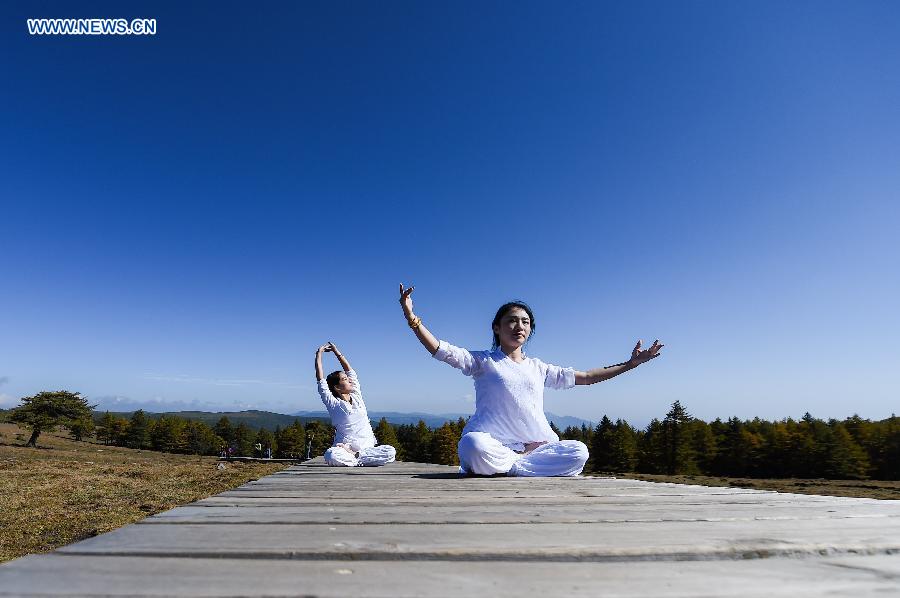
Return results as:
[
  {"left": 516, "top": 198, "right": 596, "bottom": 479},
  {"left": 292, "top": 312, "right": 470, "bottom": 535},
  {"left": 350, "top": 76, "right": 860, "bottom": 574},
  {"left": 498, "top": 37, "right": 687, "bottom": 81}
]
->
[
  {"left": 57, "top": 519, "right": 900, "bottom": 560},
  {"left": 142, "top": 502, "right": 900, "bottom": 525},
  {"left": 2, "top": 554, "right": 900, "bottom": 597}
]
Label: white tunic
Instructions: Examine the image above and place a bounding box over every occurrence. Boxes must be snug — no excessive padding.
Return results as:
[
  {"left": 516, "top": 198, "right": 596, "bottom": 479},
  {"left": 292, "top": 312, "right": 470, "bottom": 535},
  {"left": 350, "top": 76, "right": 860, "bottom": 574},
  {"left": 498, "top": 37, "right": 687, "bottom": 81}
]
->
[
  {"left": 433, "top": 340, "right": 576, "bottom": 450},
  {"left": 317, "top": 369, "right": 377, "bottom": 451}
]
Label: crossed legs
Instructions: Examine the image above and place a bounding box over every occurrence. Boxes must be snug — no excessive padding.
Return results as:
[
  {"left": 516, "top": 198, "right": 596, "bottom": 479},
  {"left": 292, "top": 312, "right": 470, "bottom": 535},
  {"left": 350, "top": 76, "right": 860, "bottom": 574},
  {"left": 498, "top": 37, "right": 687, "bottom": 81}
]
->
[
  {"left": 324, "top": 444, "right": 397, "bottom": 467},
  {"left": 457, "top": 431, "right": 588, "bottom": 477}
]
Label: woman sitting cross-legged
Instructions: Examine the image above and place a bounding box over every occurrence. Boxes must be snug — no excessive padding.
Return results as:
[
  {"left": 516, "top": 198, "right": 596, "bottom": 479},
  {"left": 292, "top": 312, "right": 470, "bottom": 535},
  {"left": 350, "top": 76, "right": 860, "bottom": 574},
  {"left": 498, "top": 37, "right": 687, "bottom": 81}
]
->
[
  {"left": 314, "top": 342, "right": 396, "bottom": 467},
  {"left": 398, "top": 284, "right": 663, "bottom": 477}
]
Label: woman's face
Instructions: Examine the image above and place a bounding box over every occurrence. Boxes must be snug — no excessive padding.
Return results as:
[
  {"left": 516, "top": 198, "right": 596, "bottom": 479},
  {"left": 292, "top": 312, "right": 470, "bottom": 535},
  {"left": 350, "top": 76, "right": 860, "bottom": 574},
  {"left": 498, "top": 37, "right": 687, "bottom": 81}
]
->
[
  {"left": 332, "top": 372, "right": 353, "bottom": 395},
  {"left": 493, "top": 307, "right": 532, "bottom": 349}
]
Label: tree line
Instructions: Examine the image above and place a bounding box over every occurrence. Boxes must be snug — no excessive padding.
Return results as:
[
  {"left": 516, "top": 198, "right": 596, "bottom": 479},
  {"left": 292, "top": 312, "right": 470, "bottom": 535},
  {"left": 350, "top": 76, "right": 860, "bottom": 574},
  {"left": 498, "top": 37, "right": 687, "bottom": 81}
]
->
[
  {"left": 6, "top": 392, "right": 899, "bottom": 480},
  {"left": 560, "top": 401, "right": 900, "bottom": 480},
  {"left": 375, "top": 402, "right": 900, "bottom": 481}
]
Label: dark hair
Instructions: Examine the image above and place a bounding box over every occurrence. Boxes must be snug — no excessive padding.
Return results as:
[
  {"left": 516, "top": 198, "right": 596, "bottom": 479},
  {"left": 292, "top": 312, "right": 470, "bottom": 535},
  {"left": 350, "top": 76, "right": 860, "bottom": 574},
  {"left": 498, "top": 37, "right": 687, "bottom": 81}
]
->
[
  {"left": 325, "top": 370, "right": 344, "bottom": 396},
  {"left": 491, "top": 301, "right": 536, "bottom": 349}
]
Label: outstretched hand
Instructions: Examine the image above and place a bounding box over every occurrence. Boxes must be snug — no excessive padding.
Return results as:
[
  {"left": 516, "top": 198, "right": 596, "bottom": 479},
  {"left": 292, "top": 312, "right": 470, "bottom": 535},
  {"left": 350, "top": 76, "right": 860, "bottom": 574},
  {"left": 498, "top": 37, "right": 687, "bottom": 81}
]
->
[
  {"left": 630, "top": 339, "right": 664, "bottom": 365},
  {"left": 399, "top": 283, "right": 415, "bottom": 317},
  {"left": 318, "top": 342, "right": 336, "bottom": 354}
]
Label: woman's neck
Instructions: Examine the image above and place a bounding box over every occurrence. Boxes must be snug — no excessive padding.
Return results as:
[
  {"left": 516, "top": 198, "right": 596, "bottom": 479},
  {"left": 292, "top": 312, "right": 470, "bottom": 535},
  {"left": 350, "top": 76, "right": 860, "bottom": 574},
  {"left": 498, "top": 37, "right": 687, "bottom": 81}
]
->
[{"left": 500, "top": 344, "right": 526, "bottom": 363}]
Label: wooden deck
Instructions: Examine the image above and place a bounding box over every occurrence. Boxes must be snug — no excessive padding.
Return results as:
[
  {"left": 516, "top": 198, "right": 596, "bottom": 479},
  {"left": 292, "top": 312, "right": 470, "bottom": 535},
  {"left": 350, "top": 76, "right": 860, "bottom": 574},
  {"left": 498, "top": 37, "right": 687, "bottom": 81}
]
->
[{"left": 2, "top": 458, "right": 900, "bottom": 596}]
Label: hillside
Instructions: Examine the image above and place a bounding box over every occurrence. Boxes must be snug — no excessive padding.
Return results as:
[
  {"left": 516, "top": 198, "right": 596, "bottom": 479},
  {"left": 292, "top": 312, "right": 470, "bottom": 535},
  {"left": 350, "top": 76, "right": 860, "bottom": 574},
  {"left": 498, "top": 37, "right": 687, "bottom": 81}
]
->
[{"left": 0, "top": 423, "right": 286, "bottom": 563}]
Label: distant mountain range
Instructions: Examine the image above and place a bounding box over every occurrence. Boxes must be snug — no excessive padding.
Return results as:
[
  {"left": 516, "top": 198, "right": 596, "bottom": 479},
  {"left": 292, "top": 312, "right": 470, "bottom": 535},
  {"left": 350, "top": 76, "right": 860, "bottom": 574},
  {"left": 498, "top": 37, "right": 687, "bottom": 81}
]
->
[{"left": 91, "top": 408, "right": 594, "bottom": 432}]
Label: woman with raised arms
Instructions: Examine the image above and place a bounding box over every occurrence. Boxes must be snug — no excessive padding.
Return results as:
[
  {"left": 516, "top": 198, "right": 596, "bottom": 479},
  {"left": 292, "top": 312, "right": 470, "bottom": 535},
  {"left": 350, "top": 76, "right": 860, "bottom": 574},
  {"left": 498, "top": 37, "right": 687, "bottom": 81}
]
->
[
  {"left": 399, "top": 284, "right": 663, "bottom": 477},
  {"left": 314, "top": 342, "right": 396, "bottom": 467}
]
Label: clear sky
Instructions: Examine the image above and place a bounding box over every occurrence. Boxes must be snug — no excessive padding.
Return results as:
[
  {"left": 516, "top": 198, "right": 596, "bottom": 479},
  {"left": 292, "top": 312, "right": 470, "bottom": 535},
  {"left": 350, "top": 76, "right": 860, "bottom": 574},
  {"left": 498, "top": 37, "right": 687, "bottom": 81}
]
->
[{"left": 1, "top": 1, "right": 898, "bottom": 426}]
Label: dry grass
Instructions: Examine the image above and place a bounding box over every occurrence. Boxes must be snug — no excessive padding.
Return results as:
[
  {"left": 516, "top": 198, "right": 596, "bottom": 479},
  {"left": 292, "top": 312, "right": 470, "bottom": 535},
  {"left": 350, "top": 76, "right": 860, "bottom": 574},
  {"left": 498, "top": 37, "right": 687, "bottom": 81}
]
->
[
  {"left": 612, "top": 472, "right": 900, "bottom": 500},
  {"left": 0, "top": 423, "right": 288, "bottom": 563}
]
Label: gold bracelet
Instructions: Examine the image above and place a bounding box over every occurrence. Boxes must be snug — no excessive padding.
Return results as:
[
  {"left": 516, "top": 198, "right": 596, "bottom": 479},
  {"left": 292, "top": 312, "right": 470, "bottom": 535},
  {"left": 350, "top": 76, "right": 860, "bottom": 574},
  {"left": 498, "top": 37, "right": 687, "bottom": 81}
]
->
[{"left": 408, "top": 315, "right": 422, "bottom": 330}]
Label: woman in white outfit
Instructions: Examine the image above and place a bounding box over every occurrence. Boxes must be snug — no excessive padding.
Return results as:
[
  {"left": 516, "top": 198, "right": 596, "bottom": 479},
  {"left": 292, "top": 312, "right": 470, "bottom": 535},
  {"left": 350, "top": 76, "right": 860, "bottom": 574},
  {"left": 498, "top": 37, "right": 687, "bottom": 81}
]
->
[
  {"left": 315, "top": 342, "right": 397, "bottom": 467},
  {"left": 398, "top": 284, "right": 663, "bottom": 477}
]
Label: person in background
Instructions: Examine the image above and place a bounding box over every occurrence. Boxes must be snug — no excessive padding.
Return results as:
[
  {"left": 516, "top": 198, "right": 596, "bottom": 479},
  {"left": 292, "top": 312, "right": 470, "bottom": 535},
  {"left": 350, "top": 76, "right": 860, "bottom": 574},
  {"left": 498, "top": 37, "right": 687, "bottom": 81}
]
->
[{"left": 314, "top": 342, "right": 396, "bottom": 467}]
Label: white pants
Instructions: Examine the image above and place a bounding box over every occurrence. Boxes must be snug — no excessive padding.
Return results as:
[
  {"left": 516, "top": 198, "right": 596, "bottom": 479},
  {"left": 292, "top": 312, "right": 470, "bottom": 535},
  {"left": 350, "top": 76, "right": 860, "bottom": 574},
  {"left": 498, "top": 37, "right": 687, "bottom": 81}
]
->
[
  {"left": 324, "top": 444, "right": 396, "bottom": 467},
  {"left": 458, "top": 432, "right": 588, "bottom": 477}
]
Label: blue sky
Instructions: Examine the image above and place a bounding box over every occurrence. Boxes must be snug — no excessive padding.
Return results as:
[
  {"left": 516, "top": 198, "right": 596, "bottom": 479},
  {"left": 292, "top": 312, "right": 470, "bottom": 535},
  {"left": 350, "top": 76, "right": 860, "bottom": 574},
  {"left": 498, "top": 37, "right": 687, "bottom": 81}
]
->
[{"left": 1, "top": 1, "right": 898, "bottom": 426}]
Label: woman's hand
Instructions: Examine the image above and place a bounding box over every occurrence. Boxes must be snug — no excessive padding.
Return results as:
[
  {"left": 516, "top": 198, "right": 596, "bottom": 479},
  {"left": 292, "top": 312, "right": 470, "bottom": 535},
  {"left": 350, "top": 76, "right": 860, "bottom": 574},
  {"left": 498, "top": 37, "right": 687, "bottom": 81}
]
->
[
  {"left": 317, "top": 343, "right": 333, "bottom": 354},
  {"left": 629, "top": 339, "right": 664, "bottom": 365},
  {"left": 399, "top": 283, "right": 415, "bottom": 319}
]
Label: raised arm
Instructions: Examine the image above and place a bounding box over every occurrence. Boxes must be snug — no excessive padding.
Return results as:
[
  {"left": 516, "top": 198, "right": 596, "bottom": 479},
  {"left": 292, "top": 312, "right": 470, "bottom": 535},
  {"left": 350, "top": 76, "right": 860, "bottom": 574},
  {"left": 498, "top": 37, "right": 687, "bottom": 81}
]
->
[
  {"left": 399, "top": 283, "right": 440, "bottom": 355},
  {"left": 314, "top": 344, "right": 328, "bottom": 381},
  {"left": 326, "top": 342, "right": 352, "bottom": 372},
  {"left": 574, "top": 340, "right": 664, "bottom": 385}
]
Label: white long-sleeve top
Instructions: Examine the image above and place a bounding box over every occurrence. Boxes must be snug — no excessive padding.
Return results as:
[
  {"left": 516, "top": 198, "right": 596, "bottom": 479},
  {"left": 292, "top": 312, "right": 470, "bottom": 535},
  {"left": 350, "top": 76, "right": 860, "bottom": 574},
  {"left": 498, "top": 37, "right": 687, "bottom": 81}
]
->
[
  {"left": 317, "top": 369, "right": 377, "bottom": 451},
  {"left": 433, "top": 340, "right": 576, "bottom": 450}
]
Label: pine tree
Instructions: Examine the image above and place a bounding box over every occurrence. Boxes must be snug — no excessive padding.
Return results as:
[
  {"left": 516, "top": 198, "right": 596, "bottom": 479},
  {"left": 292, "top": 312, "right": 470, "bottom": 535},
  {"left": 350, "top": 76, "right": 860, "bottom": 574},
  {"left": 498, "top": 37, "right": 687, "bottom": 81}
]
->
[
  {"left": 126, "top": 410, "right": 151, "bottom": 450},
  {"left": 233, "top": 422, "right": 255, "bottom": 456},
  {"left": 591, "top": 416, "right": 615, "bottom": 472},
  {"left": 374, "top": 418, "right": 400, "bottom": 455},
  {"left": 150, "top": 415, "right": 186, "bottom": 453},
  {"left": 274, "top": 421, "right": 306, "bottom": 459},
  {"left": 549, "top": 421, "right": 562, "bottom": 437},
  {"left": 304, "top": 420, "right": 333, "bottom": 458},
  {"left": 10, "top": 390, "right": 95, "bottom": 447},
  {"left": 68, "top": 414, "right": 95, "bottom": 442},
  {"left": 184, "top": 420, "right": 220, "bottom": 455},
  {"left": 96, "top": 411, "right": 117, "bottom": 445},
  {"left": 255, "top": 427, "right": 274, "bottom": 457},
  {"left": 214, "top": 416, "right": 234, "bottom": 446},
  {"left": 689, "top": 419, "right": 717, "bottom": 474},
  {"left": 410, "top": 420, "right": 432, "bottom": 463},
  {"left": 824, "top": 422, "right": 870, "bottom": 479},
  {"left": 638, "top": 418, "right": 667, "bottom": 474},
  {"left": 608, "top": 419, "right": 639, "bottom": 472},
  {"left": 662, "top": 400, "right": 694, "bottom": 475},
  {"left": 430, "top": 422, "right": 460, "bottom": 465}
]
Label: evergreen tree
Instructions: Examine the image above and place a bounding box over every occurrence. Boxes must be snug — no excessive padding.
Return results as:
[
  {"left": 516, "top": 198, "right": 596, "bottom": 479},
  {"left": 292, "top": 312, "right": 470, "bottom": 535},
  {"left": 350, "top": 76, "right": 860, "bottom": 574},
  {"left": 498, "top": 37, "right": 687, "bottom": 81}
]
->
[
  {"left": 214, "top": 416, "right": 234, "bottom": 446},
  {"left": 549, "top": 421, "right": 562, "bottom": 437},
  {"left": 591, "top": 416, "right": 615, "bottom": 472},
  {"left": 68, "top": 414, "right": 95, "bottom": 442},
  {"left": 274, "top": 420, "right": 306, "bottom": 459},
  {"left": 662, "top": 400, "right": 695, "bottom": 474},
  {"left": 255, "top": 427, "right": 274, "bottom": 457},
  {"left": 96, "top": 411, "right": 117, "bottom": 445},
  {"left": 126, "top": 410, "right": 152, "bottom": 450},
  {"left": 184, "top": 420, "right": 221, "bottom": 455},
  {"left": 150, "top": 415, "right": 186, "bottom": 453},
  {"left": 374, "top": 418, "right": 400, "bottom": 455},
  {"left": 409, "top": 420, "right": 433, "bottom": 463},
  {"left": 304, "top": 420, "right": 334, "bottom": 458},
  {"left": 824, "top": 422, "right": 870, "bottom": 479},
  {"left": 638, "top": 418, "right": 667, "bottom": 474},
  {"left": 878, "top": 415, "right": 900, "bottom": 479},
  {"left": 608, "top": 419, "right": 639, "bottom": 472},
  {"left": 10, "top": 390, "right": 95, "bottom": 447},
  {"left": 689, "top": 419, "right": 717, "bottom": 474},
  {"left": 430, "top": 422, "right": 460, "bottom": 465},
  {"left": 233, "top": 422, "right": 255, "bottom": 456},
  {"left": 110, "top": 416, "right": 130, "bottom": 446}
]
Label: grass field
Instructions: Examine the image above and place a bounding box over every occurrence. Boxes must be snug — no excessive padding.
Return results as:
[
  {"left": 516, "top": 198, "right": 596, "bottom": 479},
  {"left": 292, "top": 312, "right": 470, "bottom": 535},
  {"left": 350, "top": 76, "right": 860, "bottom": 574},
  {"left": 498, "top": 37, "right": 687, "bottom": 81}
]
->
[
  {"left": 0, "top": 423, "right": 288, "bottom": 563},
  {"left": 615, "top": 472, "right": 900, "bottom": 500}
]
